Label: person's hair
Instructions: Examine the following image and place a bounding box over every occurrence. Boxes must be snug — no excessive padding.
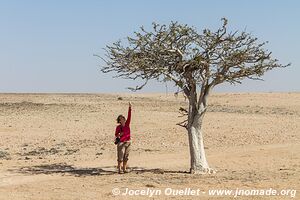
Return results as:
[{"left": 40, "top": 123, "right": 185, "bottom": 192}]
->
[{"left": 117, "top": 114, "right": 125, "bottom": 123}]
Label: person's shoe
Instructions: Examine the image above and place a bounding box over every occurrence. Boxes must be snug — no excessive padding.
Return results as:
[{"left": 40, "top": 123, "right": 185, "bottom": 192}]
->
[
  {"left": 118, "top": 168, "right": 123, "bottom": 174},
  {"left": 123, "top": 168, "right": 130, "bottom": 173}
]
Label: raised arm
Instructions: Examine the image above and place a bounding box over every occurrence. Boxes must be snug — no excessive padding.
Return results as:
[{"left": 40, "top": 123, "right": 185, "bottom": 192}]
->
[{"left": 125, "top": 102, "right": 131, "bottom": 126}]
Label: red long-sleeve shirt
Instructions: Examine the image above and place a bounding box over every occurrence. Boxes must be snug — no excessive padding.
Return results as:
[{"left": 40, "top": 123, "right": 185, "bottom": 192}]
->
[{"left": 115, "top": 107, "right": 131, "bottom": 142}]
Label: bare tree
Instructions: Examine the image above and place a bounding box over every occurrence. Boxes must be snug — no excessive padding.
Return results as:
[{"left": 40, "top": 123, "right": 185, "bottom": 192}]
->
[{"left": 96, "top": 18, "right": 289, "bottom": 174}]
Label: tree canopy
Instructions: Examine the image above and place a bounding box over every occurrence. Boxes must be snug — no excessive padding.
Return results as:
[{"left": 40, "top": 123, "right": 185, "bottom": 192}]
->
[{"left": 98, "top": 18, "right": 289, "bottom": 93}]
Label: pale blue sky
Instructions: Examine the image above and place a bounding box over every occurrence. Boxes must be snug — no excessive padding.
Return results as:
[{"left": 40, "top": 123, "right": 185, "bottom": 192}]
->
[{"left": 0, "top": 0, "right": 299, "bottom": 93}]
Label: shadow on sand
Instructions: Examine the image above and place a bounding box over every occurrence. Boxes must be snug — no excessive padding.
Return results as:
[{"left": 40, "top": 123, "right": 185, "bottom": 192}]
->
[{"left": 12, "top": 164, "right": 189, "bottom": 177}]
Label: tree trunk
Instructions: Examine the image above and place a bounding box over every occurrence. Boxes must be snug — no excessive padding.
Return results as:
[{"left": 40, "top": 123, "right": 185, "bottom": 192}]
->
[
  {"left": 184, "top": 82, "right": 214, "bottom": 174},
  {"left": 187, "top": 113, "right": 211, "bottom": 174}
]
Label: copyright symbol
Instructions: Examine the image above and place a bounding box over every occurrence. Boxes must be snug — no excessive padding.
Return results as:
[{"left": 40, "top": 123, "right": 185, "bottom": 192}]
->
[{"left": 112, "top": 188, "right": 121, "bottom": 195}]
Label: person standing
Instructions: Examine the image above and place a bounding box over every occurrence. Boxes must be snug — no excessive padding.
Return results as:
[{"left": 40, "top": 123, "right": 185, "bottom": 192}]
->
[{"left": 115, "top": 102, "right": 132, "bottom": 173}]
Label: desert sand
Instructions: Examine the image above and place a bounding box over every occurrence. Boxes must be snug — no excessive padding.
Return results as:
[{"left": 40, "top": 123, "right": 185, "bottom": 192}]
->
[{"left": 0, "top": 92, "right": 299, "bottom": 200}]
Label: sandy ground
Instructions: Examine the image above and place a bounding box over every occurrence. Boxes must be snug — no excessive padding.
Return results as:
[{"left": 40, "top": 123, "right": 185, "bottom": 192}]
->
[{"left": 0, "top": 92, "right": 299, "bottom": 200}]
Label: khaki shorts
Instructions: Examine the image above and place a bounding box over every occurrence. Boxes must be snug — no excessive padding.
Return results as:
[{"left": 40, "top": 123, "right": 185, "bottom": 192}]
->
[{"left": 117, "top": 141, "right": 131, "bottom": 162}]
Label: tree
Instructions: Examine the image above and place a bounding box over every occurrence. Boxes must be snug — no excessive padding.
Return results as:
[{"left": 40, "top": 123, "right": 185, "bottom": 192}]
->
[{"left": 96, "top": 18, "right": 289, "bottom": 174}]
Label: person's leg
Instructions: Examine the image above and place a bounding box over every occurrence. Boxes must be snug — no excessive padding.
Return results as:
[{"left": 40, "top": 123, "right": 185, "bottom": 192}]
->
[
  {"left": 117, "top": 143, "right": 125, "bottom": 174},
  {"left": 122, "top": 161, "right": 127, "bottom": 172},
  {"left": 122, "top": 142, "right": 131, "bottom": 172},
  {"left": 117, "top": 161, "right": 122, "bottom": 173}
]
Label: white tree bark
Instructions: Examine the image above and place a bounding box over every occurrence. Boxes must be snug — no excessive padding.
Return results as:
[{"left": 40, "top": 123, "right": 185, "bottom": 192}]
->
[
  {"left": 186, "top": 88, "right": 214, "bottom": 174},
  {"left": 188, "top": 113, "right": 211, "bottom": 174}
]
